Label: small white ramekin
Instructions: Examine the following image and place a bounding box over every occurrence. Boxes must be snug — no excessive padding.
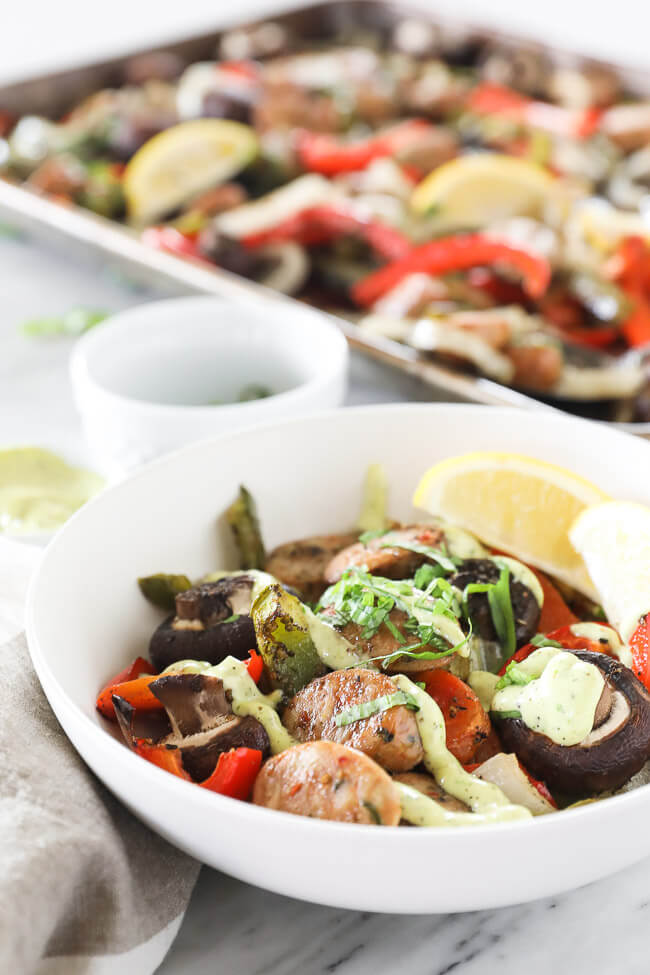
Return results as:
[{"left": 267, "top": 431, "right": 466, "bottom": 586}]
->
[{"left": 70, "top": 295, "right": 348, "bottom": 476}]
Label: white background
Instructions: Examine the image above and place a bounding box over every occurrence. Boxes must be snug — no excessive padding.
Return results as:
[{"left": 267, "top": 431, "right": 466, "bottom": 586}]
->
[{"left": 1, "top": 0, "right": 650, "bottom": 85}]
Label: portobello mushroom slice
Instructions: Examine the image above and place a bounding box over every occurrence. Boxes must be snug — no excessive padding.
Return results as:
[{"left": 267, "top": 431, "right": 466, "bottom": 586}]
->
[
  {"left": 149, "top": 576, "right": 257, "bottom": 672},
  {"left": 448, "top": 558, "right": 541, "bottom": 648},
  {"left": 115, "top": 672, "right": 270, "bottom": 782},
  {"left": 493, "top": 651, "right": 650, "bottom": 795},
  {"left": 113, "top": 696, "right": 172, "bottom": 745}
]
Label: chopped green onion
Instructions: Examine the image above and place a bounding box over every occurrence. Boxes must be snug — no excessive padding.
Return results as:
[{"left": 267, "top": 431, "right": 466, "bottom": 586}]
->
[
  {"left": 530, "top": 634, "right": 563, "bottom": 649},
  {"left": 335, "top": 690, "right": 420, "bottom": 727},
  {"left": 491, "top": 709, "right": 522, "bottom": 720},
  {"left": 222, "top": 613, "right": 241, "bottom": 624}
]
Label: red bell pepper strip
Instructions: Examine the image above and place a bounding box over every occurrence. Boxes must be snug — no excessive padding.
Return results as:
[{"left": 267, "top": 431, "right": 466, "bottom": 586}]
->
[
  {"left": 96, "top": 657, "right": 156, "bottom": 718},
  {"left": 351, "top": 233, "right": 552, "bottom": 307},
  {"left": 297, "top": 120, "right": 432, "bottom": 174},
  {"left": 135, "top": 742, "right": 263, "bottom": 799},
  {"left": 419, "top": 670, "right": 492, "bottom": 765},
  {"left": 605, "top": 236, "right": 650, "bottom": 347},
  {"left": 243, "top": 205, "right": 412, "bottom": 261},
  {"left": 199, "top": 747, "right": 263, "bottom": 800},
  {"left": 135, "top": 741, "right": 192, "bottom": 779},
  {"left": 519, "top": 765, "right": 557, "bottom": 807},
  {"left": 629, "top": 616, "right": 650, "bottom": 690},
  {"left": 467, "top": 82, "right": 601, "bottom": 140},
  {"left": 244, "top": 649, "right": 264, "bottom": 683},
  {"left": 533, "top": 570, "right": 579, "bottom": 632},
  {"left": 141, "top": 226, "right": 210, "bottom": 263},
  {"left": 498, "top": 623, "right": 619, "bottom": 675}
]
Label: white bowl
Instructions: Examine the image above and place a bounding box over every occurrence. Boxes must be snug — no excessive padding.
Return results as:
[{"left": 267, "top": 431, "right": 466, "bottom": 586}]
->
[
  {"left": 69, "top": 295, "right": 348, "bottom": 477},
  {"left": 25, "top": 405, "right": 650, "bottom": 913}
]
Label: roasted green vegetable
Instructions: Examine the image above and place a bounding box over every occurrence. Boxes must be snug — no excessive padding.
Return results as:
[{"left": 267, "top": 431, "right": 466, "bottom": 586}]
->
[
  {"left": 357, "top": 464, "right": 389, "bottom": 534},
  {"left": 138, "top": 573, "right": 192, "bottom": 610},
  {"left": 226, "top": 485, "right": 266, "bottom": 570},
  {"left": 251, "top": 583, "right": 327, "bottom": 699}
]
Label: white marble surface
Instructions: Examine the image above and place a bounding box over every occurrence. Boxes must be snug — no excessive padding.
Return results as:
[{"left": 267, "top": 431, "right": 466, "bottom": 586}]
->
[{"left": 3, "top": 227, "right": 650, "bottom": 974}]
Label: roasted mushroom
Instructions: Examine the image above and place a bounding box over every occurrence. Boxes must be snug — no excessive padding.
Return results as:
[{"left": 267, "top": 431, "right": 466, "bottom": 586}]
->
[
  {"left": 493, "top": 651, "right": 650, "bottom": 794},
  {"left": 149, "top": 576, "right": 257, "bottom": 672},
  {"left": 115, "top": 672, "right": 270, "bottom": 781},
  {"left": 448, "top": 558, "right": 541, "bottom": 648}
]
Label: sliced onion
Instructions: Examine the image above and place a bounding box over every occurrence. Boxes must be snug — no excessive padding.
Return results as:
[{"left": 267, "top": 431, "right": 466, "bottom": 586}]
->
[
  {"left": 410, "top": 318, "right": 515, "bottom": 383},
  {"left": 259, "top": 241, "right": 310, "bottom": 295},
  {"left": 473, "top": 753, "right": 555, "bottom": 815}
]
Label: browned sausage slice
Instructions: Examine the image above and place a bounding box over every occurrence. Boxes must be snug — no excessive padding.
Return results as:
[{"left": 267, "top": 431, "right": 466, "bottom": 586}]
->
[
  {"left": 324, "top": 524, "right": 444, "bottom": 584},
  {"left": 253, "top": 740, "right": 401, "bottom": 825},
  {"left": 282, "top": 668, "right": 423, "bottom": 772},
  {"left": 265, "top": 532, "right": 359, "bottom": 601}
]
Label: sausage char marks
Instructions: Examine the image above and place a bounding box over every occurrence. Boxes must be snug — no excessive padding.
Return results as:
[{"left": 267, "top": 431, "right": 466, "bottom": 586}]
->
[
  {"left": 325, "top": 524, "right": 445, "bottom": 584},
  {"left": 253, "top": 740, "right": 401, "bottom": 825},
  {"left": 282, "top": 667, "right": 423, "bottom": 772},
  {"left": 265, "top": 532, "right": 359, "bottom": 601}
]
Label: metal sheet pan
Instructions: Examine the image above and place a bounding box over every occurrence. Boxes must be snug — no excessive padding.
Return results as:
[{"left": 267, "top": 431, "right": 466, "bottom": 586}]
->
[{"left": 1, "top": 0, "right": 648, "bottom": 432}]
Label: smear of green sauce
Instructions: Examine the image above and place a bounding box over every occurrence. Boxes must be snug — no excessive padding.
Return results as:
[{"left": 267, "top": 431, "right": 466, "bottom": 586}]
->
[{"left": 0, "top": 447, "right": 104, "bottom": 535}]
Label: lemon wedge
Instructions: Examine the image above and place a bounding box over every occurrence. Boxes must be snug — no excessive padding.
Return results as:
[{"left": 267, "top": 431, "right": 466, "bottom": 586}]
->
[
  {"left": 410, "top": 153, "right": 556, "bottom": 227},
  {"left": 570, "top": 502, "right": 650, "bottom": 640},
  {"left": 123, "top": 119, "right": 258, "bottom": 226},
  {"left": 413, "top": 451, "right": 609, "bottom": 598}
]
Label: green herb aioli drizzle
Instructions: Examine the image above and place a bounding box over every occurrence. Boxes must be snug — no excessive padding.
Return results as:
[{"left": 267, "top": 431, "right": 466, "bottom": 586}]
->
[{"left": 393, "top": 674, "right": 531, "bottom": 824}]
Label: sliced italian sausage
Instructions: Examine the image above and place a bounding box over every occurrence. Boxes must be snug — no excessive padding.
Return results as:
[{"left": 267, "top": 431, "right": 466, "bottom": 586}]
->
[
  {"left": 282, "top": 667, "right": 423, "bottom": 772},
  {"left": 265, "top": 532, "right": 359, "bottom": 601},
  {"left": 253, "top": 740, "right": 401, "bottom": 825},
  {"left": 324, "top": 524, "right": 444, "bottom": 584}
]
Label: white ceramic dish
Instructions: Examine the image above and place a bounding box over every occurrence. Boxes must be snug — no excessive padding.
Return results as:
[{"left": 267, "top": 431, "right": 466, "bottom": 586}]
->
[
  {"left": 25, "top": 404, "right": 650, "bottom": 913},
  {"left": 69, "top": 295, "right": 348, "bottom": 477}
]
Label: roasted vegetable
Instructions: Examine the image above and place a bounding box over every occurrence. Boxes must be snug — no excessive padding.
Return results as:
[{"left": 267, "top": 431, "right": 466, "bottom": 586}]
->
[
  {"left": 138, "top": 573, "right": 192, "bottom": 610},
  {"left": 251, "top": 583, "right": 327, "bottom": 698},
  {"left": 226, "top": 485, "right": 266, "bottom": 570}
]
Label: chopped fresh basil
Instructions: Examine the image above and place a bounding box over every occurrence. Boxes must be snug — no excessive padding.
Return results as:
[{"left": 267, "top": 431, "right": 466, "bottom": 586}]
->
[
  {"left": 358, "top": 528, "right": 389, "bottom": 545},
  {"left": 384, "top": 617, "right": 407, "bottom": 644},
  {"left": 376, "top": 631, "right": 470, "bottom": 670},
  {"left": 495, "top": 660, "right": 535, "bottom": 691},
  {"left": 380, "top": 537, "right": 459, "bottom": 573},
  {"left": 362, "top": 800, "right": 382, "bottom": 824},
  {"left": 465, "top": 566, "right": 516, "bottom": 664},
  {"left": 414, "top": 563, "right": 445, "bottom": 590},
  {"left": 334, "top": 690, "right": 420, "bottom": 727},
  {"left": 530, "top": 634, "right": 563, "bottom": 649}
]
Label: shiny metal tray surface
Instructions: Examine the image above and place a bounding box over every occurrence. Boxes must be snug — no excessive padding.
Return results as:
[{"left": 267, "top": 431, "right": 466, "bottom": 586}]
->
[{"left": 1, "top": 1, "right": 648, "bottom": 432}]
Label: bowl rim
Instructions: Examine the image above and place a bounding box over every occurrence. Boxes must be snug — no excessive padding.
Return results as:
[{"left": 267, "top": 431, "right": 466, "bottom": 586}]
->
[
  {"left": 69, "top": 294, "right": 349, "bottom": 416},
  {"left": 25, "top": 402, "right": 650, "bottom": 840}
]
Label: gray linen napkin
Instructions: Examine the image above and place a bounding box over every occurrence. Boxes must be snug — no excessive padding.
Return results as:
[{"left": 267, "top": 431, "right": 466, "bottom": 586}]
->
[{"left": 0, "top": 541, "right": 200, "bottom": 974}]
